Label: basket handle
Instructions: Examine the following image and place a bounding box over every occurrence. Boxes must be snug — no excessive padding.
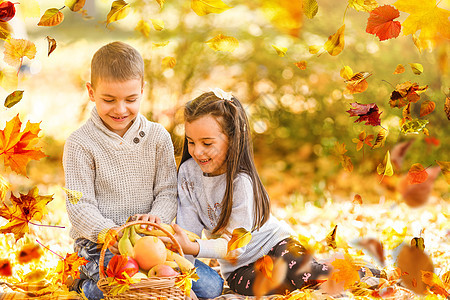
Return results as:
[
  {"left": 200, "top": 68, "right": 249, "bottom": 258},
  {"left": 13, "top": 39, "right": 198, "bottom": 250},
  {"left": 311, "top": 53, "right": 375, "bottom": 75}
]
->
[{"left": 98, "top": 221, "right": 184, "bottom": 280}]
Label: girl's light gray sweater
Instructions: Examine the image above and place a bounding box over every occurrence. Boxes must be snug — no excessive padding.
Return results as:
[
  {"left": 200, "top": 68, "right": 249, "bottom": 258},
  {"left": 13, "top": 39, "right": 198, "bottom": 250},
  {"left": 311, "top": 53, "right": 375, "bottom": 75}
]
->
[
  {"left": 177, "top": 158, "right": 294, "bottom": 279},
  {"left": 63, "top": 107, "right": 177, "bottom": 243}
]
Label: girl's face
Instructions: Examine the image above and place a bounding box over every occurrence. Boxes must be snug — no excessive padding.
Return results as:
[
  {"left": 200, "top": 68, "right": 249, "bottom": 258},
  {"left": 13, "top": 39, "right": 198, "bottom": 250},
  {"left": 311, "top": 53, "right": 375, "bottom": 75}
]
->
[{"left": 185, "top": 115, "right": 229, "bottom": 176}]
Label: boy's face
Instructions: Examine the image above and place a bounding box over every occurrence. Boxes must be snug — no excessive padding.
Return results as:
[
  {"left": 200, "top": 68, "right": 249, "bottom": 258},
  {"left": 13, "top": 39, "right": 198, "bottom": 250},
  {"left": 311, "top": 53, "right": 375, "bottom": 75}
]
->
[{"left": 87, "top": 78, "right": 143, "bottom": 137}]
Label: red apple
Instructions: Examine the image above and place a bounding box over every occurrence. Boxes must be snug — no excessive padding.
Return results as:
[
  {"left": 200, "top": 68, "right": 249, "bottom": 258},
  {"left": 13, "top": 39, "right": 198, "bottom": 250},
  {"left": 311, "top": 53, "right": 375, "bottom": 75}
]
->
[
  {"left": 107, "top": 255, "right": 139, "bottom": 279},
  {"left": 147, "top": 263, "right": 179, "bottom": 277}
]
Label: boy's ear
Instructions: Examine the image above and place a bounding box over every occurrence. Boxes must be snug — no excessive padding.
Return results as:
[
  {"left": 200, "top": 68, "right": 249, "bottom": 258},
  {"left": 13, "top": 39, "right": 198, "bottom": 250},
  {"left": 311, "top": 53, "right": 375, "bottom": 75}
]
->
[{"left": 86, "top": 82, "right": 95, "bottom": 102}]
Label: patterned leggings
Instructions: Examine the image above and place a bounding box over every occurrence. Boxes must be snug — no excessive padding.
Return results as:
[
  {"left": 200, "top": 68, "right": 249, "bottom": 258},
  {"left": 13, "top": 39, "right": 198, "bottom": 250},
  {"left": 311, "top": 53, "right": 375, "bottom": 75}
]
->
[{"left": 226, "top": 238, "right": 330, "bottom": 296}]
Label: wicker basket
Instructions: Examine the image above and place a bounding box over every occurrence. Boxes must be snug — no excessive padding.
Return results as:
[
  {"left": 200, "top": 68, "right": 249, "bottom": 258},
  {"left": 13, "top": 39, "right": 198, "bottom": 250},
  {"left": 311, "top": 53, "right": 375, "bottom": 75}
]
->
[{"left": 97, "top": 221, "right": 186, "bottom": 299}]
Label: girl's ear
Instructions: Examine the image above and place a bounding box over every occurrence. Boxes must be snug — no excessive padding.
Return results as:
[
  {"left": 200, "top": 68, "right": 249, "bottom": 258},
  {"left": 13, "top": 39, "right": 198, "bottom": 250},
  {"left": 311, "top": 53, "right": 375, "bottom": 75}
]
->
[{"left": 86, "top": 82, "right": 95, "bottom": 102}]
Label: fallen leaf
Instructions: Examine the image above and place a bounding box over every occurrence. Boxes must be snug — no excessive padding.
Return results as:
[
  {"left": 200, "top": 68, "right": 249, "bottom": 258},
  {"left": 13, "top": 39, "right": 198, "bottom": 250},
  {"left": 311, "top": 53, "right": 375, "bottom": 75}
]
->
[
  {"left": 393, "top": 64, "right": 405, "bottom": 74},
  {"left": 406, "top": 163, "right": 428, "bottom": 184},
  {"left": 0, "top": 1, "right": 16, "bottom": 22},
  {"left": 64, "top": 0, "right": 86, "bottom": 12},
  {"left": 150, "top": 18, "right": 164, "bottom": 31},
  {"left": 3, "top": 38, "right": 36, "bottom": 68},
  {"left": 377, "top": 150, "right": 394, "bottom": 178},
  {"left": 135, "top": 20, "right": 150, "bottom": 38},
  {"left": 326, "top": 225, "right": 337, "bottom": 249},
  {"left": 294, "top": 61, "right": 307, "bottom": 70},
  {"left": 206, "top": 34, "right": 239, "bottom": 52},
  {"left": 400, "top": 119, "right": 429, "bottom": 135},
  {"left": 389, "top": 81, "right": 428, "bottom": 108},
  {"left": 346, "top": 102, "right": 382, "bottom": 126},
  {"left": 191, "top": 0, "right": 231, "bottom": 16},
  {"left": 161, "top": 56, "right": 176, "bottom": 69},
  {"left": 37, "top": 8, "right": 64, "bottom": 26},
  {"left": 46, "top": 36, "right": 57, "bottom": 56},
  {"left": 4, "top": 90, "right": 24, "bottom": 108},
  {"left": 419, "top": 100, "right": 435, "bottom": 117},
  {"left": 106, "top": 0, "right": 130, "bottom": 26},
  {"left": 227, "top": 227, "right": 252, "bottom": 253},
  {"left": 349, "top": 0, "right": 378, "bottom": 12},
  {"left": 324, "top": 24, "right": 345, "bottom": 56},
  {"left": 55, "top": 252, "right": 89, "bottom": 284},
  {"left": 17, "top": 243, "right": 43, "bottom": 264},
  {"left": 330, "top": 253, "right": 360, "bottom": 289},
  {"left": 366, "top": 5, "right": 401, "bottom": 41},
  {"left": 421, "top": 271, "right": 450, "bottom": 298},
  {"left": 436, "top": 161, "right": 450, "bottom": 184},
  {"left": 409, "top": 63, "right": 423, "bottom": 75},
  {"left": 303, "top": 0, "right": 318, "bottom": 19},
  {"left": 0, "top": 114, "right": 46, "bottom": 176},
  {"left": 62, "top": 187, "right": 82, "bottom": 204},
  {"left": 0, "top": 258, "right": 12, "bottom": 276},
  {"left": 272, "top": 44, "right": 287, "bottom": 57}
]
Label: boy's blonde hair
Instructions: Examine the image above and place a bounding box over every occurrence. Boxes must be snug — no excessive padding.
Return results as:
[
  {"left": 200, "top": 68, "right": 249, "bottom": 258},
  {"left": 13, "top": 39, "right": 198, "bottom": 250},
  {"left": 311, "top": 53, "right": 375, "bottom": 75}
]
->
[{"left": 90, "top": 41, "right": 144, "bottom": 88}]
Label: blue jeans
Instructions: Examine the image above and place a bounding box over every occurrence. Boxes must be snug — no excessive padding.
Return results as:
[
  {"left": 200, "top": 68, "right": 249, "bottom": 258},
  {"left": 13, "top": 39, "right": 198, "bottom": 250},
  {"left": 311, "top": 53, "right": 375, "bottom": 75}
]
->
[
  {"left": 74, "top": 238, "right": 115, "bottom": 300},
  {"left": 192, "top": 259, "right": 224, "bottom": 299}
]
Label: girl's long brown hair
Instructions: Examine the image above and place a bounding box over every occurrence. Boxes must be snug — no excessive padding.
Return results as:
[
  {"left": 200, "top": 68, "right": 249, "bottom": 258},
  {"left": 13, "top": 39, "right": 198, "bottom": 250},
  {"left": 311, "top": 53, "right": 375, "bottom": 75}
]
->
[{"left": 179, "top": 92, "right": 270, "bottom": 234}]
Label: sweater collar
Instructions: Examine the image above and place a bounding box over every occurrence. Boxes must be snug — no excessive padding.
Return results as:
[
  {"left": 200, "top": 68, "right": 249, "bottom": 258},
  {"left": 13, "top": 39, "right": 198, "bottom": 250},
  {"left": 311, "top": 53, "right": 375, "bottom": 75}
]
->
[{"left": 90, "top": 107, "right": 145, "bottom": 143}]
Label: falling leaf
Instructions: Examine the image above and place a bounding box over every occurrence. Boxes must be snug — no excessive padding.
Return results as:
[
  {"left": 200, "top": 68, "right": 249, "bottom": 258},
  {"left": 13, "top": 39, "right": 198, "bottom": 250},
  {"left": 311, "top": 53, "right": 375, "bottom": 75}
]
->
[
  {"left": 55, "top": 252, "right": 89, "bottom": 284},
  {"left": 227, "top": 227, "right": 252, "bottom": 253},
  {"left": 389, "top": 81, "right": 428, "bottom": 108},
  {"left": 150, "top": 18, "right": 164, "bottom": 31},
  {"left": 424, "top": 137, "right": 439, "bottom": 146},
  {"left": 260, "top": 0, "right": 303, "bottom": 37},
  {"left": 0, "top": 259, "right": 12, "bottom": 276},
  {"left": 272, "top": 44, "right": 287, "bottom": 57},
  {"left": 308, "top": 45, "right": 321, "bottom": 54},
  {"left": 371, "top": 128, "right": 388, "bottom": 149},
  {"left": 346, "top": 102, "right": 382, "bottom": 126},
  {"left": 352, "top": 131, "right": 374, "bottom": 151},
  {"left": 65, "top": 0, "right": 85, "bottom": 12},
  {"left": 340, "top": 65, "right": 353, "bottom": 80},
  {"left": 17, "top": 243, "right": 43, "bottom": 264},
  {"left": 0, "top": 1, "right": 16, "bottom": 22},
  {"left": 377, "top": 150, "right": 394, "bottom": 179},
  {"left": 393, "top": 64, "right": 405, "bottom": 74},
  {"left": 0, "top": 114, "right": 46, "bottom": 176},
  {"left": 326, "top": 225, "right": 337, "bottom": 249},
  {"left": 353, "top": 194, "right": 363, "bottom": 204},
  {"left": 355, "top": 238, "right": 385, "bottom": 266},
  {"left": 406, "top": 163, "right": 428, "bottom": 184},
  {"left": 155, "top": 0, "right": 164, "bottom": 8},
  {"left": 420, "top": 100, "right": 435, "bottom": 117},
  {"left": 0, "top": 68, "right": 18, "bottom": 90},
  {"left": 106, "top": 0, "right": 130, "bottom": 26},
  {"left": 344, "top": 72, "right": 372, "bottom": 95},
  {"left": 4, "top": 90, "right": 24, "bottom": 108},
  {"left": 0, "top": 187, "right": 53, "bottom": 241},
  {"left": 348, "top": 0, "right": 378, "bottom": 12},
  {"left": 254, "top": 255, "right": 273, "bottom": 279},
  {"left": 152, "top": 41, "right": 169, "bottom": 49},
  {"left": 253, "top": 257, "right": 287, "bottom": 297},
  {"left": 394, "top": 0, "right": 450, "bottom": 49},
  {"left": 436, "top": 161, "right": 450, "bottom": 184},
  {"left": 20, "top": 0, "right": 40, "bottom": 18},
  {"left": 0, "top": 174, "right": 9, "bottom": 202},
  {"left": 395, "top": 244, "right": 434, "bottom": 295},
  {"left": 161, "top": 56, "right": 176, "bottom": 69},
  {"left": 62, "top": 187, "right": 82, "bottom": 204},
  {"left": 445, "top": 94, "right": 450, "bottom": 120},
  {"left": 135, "top": 20, "right": 150, "bottom": 38},
  {"left": 46, "top": 36, "right": 57, "bottom": 56},
  {"left": 206, "top": 34, "right": 238, "bottom": 52},
  {"left": 37, "top": 8, "right": 64, "bottom": 26},
  {"left": 303, "top": 0, "right": 318, "bottom": 19},
  {"left": 334, "top": 142, "right": 353, "bottom": 172},
  {"left": 366, "top": 5, "right": 401, "bottom": 41},
  {"left": 401, "top": 118, "right": 429, "bottom": 135},
  {"left": 409, "top": 63, "right": 423, "bottom": 75},
  {"left": 3, "top": 38, "right": 36, "bottom": 68},
  {"left": 294, "top": 61, "right": 307, "bottom": 70},
  {"left": 191, "top": 0, "right": 231, "bottom": 16},
  {"left": 442, "top": 270, "right": 450, "bottom": 286},
  {"left": 98, "top": 227, "right": 118, "bottom": 247},
  {"left": 0, "top": 22, "right": 11, "bottom": 40},
  {"left": 411, "top": 236, "right": 425, "bottom": 250},
  {"left": 330, "top": 254, "right": 360, "bottom": 289},
  {"left": 324, "top": 24, "right": 345, "bottom": 56}
]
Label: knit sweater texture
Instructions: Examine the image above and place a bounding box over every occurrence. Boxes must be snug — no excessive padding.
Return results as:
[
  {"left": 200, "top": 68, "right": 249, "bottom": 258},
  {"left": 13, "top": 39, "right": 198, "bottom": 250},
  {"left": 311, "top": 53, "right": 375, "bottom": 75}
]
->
[
  {"left": 177, "top": 158, "right": 294, "bottom": 279},
  {"left": 63, "top": 107, "right": 177, "bottom": 242}
]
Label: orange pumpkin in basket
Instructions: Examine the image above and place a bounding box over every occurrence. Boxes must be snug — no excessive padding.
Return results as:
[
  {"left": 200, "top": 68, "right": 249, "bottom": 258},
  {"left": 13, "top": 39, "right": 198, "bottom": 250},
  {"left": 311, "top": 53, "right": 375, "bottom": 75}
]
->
[{"left": 133, "top": 236, "right": 167, "bottom": 270}]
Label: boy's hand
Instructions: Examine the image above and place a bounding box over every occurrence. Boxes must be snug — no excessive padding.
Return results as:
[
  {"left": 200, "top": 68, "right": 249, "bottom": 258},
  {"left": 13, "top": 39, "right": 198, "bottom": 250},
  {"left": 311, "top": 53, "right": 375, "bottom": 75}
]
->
[
  {"left": 132, "top": 214, "right": 161, "bottom": 230},
  {"left": 160, "top": 224, "right": 199, "bottom": 256}
]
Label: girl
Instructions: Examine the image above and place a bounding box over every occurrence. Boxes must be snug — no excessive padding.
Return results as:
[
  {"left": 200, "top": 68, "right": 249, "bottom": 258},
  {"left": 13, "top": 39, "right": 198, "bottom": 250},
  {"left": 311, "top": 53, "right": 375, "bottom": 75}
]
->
[{"left": 168, "top": 89, "right": 334, "bottom": 296}]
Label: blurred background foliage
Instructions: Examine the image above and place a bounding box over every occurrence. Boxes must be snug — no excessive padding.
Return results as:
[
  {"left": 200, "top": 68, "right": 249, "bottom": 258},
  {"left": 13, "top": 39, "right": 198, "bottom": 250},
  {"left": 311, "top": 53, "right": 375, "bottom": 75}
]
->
[{"left": 1, "top": 0, "right": 448, "bottom": 206}]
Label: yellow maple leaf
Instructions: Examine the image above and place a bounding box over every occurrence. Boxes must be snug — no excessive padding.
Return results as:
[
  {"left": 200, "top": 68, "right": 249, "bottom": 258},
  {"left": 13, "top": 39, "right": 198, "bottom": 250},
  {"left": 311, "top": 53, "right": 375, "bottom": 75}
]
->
[
  {"left": 0, "top": 114, "right": 46, "bottom": 176},
  {"left": 191, "top": 0, "right": 231, "bottom": 16},
  {"left": 206, "top": 34, "right": 239, "bottom": 52},
  {"left": 135, "top": 20, "right": 150, "bottom": 38},
  {"left": 0, "top": 174, "right": 9, "bottom": 201},
  {"left": 3, "top": 38, "right": 36, "bottom": 68},
  {"left": 330, "top": 253, "right": 360, "bottom": 289},
  {"left": 394, "top": 0, "right": 450, "bottom": 48},
  {"left": 55, "top": 252, "right": 89, "bottom": 284}
]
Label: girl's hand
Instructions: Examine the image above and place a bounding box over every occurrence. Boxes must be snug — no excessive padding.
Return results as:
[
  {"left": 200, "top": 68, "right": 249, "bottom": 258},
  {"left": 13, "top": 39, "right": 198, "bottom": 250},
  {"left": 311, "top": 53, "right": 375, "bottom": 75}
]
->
[{"left": 161, "top": 224, "right": 199, "bottom": 256}]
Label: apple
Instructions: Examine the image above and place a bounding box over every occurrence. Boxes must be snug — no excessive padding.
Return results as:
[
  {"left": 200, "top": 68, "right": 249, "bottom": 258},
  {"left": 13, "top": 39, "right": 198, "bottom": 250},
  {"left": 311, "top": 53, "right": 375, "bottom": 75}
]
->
[
  {"left": 131, "top": 272, "right": 148, "bottom": 280},
  {"left": 148, "top": 263, "right": 179, "bottom": 277}
]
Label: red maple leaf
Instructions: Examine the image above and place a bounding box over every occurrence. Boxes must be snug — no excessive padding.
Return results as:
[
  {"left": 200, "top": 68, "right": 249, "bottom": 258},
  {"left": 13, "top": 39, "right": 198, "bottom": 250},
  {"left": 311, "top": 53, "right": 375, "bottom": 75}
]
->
[
  {"left": 366, "top": 5, "right": 401, "bottom": 41},
  {"left": 346, "top": 102, "right": 382, "bottom": 126}
]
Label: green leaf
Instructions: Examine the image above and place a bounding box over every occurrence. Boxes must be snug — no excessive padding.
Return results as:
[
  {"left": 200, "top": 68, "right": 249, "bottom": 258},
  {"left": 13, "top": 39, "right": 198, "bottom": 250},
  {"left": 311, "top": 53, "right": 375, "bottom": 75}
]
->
[
  {"left": 401, "top": 119, "right": 429, "bottom": 135},
  {"left": 303, "top": 0, "right": 318, "bottom": 19},
  {"left": 4, "top": 90, "right": 23, "bottom": 108}
]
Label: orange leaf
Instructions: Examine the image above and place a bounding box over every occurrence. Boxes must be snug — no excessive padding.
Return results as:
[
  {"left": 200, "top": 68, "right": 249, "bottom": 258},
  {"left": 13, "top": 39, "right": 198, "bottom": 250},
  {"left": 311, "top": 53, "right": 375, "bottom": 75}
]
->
[
  {"left": 352, "top": 194, "right": 363, "bottom": 204},
  {"left": 17, "top": 242, "right": 43, "bottom": 264},
  {"left": 330, "top": 253, "right": 360, "bottom": 289},
  {"left": 344, "top": 72, "right": 372, "bottom": 95},
  {"left": 389, "top": 81, "right": 428, "bottom": 108},
  {"left": 0, "top": 174, "right": 9, "bottom": 202},
  {"left": 366, "top": 5, "right": 401, "bottom": 41},
  {"left": 420, "top": 100, "right": 435, "bottom": 117},
  {"left": 227, "top": 227, "right": 252, "bottom": 253},
  {"left": 326, "top": 225, "right": 337, "bottom": 249},
  {"left": 254, "top": 255, "right": 273, "bottom": 280},
  {"left": 0, "top": 258, "right": 12, "bottom": 276},
  {"left": 0, "top": 186, "right": 53, "bottom": 241},
  {"left": 56, "top": 252, "right": 89, "bottom": 284},
  {"left": 0, "top": 114, "right": 47, "bottom": 176},
  {"left": 294, "top": 61, "right": 307, "bottom": 70},
  {"left": 324, "top": 24, "right": 345, "bottom": 56},
  {"left": 3, "top": 38, "right": 36, "bottom": 68},
  {"left": 445, "top": 94, "right": 450, "bottom": 120},
  {"left": 393, "top": 64, "right": 405, "bottom": 74},
  {"left": 46, "top": 36, "right": 57, "bottom": 56},
  {"left": 406, "top": 163, "right": 428, "bottom": 184},
  {"left": 253, "top": 257, "right": 287, "bottom": 297},
  {"left": 37, "top": 8, "right": 64, "bottom": 26}
]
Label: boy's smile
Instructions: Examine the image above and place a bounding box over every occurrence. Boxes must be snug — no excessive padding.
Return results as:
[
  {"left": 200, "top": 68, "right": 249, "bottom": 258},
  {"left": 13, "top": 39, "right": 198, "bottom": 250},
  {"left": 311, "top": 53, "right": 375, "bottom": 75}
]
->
[{"left": 87, "top": 79, "right": 143, "bottom": 137}]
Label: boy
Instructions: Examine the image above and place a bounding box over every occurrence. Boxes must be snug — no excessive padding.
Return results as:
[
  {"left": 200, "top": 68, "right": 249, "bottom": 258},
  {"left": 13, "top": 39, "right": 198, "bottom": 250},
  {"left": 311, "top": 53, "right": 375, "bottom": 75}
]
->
[{"left": 63, "top": 41, "right": 177, "bottom": 300}]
